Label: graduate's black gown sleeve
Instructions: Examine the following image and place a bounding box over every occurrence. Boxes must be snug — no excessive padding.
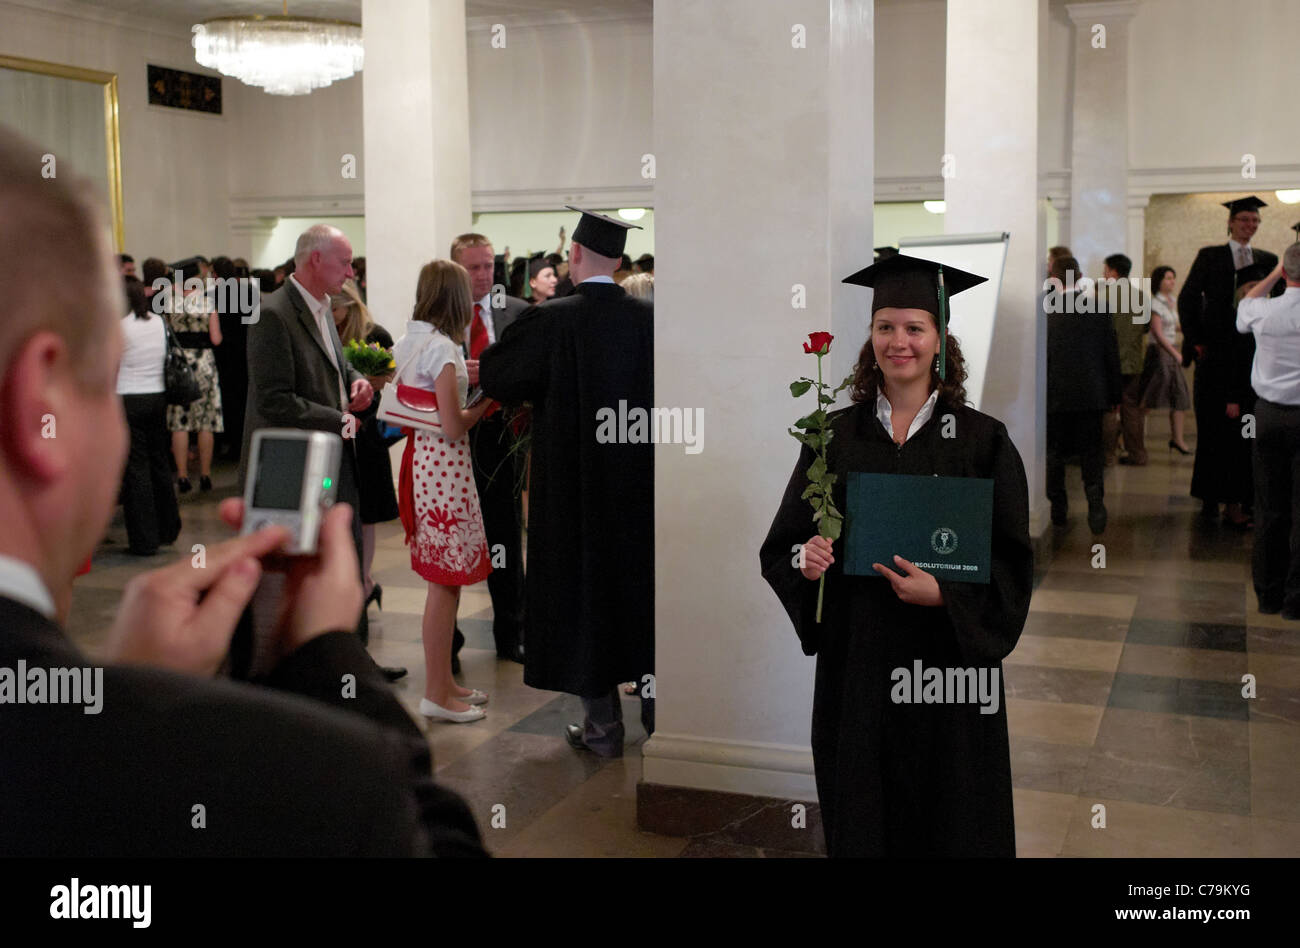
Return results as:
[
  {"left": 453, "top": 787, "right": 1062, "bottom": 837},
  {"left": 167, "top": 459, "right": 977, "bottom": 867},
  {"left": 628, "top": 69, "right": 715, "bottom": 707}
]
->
[
  {"left": 479, "top": 308, "right": 547, "bottom": 405},
  {"left": 759, "top": 443, "right": 825, "bottom": 657},
  {"left": 933, "top": 421, "right": 1033, "bottom": 665}
]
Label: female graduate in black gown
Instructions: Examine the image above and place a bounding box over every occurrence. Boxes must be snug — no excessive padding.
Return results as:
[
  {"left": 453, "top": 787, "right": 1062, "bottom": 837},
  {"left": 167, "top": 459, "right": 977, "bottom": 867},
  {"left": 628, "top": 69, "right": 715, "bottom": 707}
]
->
[{"left": 759, "top": 254, "right": 1034, "bottom": 857}]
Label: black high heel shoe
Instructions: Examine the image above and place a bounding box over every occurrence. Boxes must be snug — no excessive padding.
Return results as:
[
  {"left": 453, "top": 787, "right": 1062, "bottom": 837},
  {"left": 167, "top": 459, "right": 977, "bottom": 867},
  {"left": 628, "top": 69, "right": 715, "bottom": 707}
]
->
[
  {"left": 365, "top": 583, "right": 383, "bottom": 611},
  {"left": 1168, "top": 440, "right": 1191, "bottom": 455}
]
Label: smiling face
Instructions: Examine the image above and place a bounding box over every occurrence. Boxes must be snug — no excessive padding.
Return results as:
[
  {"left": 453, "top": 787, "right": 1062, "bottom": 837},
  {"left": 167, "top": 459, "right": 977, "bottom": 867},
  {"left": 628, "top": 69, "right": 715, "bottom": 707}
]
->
[
  {"left": 872, "top": 307, "right": 940, "bottom": 388},
  {"left": 1160, "top": 269, "right": 1177, "bottom": 294},
  {"left": 1229, "top": 210, "right": 1260, "bottom": 244}
]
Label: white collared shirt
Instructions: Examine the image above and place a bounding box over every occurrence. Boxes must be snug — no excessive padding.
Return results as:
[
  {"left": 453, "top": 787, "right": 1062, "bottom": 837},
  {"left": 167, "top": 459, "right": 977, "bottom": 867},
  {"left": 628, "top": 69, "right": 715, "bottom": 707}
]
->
[
  {"left": 1229, "top": 239, "right": 1254, "bottom": 270},
  {"left": 290, "top": 274, "right": 347, "bottom": 407},
  {"left": 0, "top": 553, "right": 56, "bottom": 619},
  {"left": 876, "top": 389, "right": 940, "bottom": 444},
  {"left": 578, "top": 275, "right": 616, "bottom": 286},
  {"left": 1237, "top": 286, "right": 1300, "bottom": 405}
]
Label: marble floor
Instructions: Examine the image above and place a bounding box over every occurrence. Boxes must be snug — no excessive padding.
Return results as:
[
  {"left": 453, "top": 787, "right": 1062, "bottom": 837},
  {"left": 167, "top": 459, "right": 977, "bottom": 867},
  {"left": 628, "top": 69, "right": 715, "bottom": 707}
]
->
[{"left": 69, "top": 410, "right": 1300, "bottom": 857}]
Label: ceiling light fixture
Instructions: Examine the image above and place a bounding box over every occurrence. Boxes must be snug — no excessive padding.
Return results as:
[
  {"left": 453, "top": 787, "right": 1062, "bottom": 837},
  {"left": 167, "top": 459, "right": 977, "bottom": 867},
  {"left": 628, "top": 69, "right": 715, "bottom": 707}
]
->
[{"left": 192, "top": 2, "right": 363, "bottom": 96}]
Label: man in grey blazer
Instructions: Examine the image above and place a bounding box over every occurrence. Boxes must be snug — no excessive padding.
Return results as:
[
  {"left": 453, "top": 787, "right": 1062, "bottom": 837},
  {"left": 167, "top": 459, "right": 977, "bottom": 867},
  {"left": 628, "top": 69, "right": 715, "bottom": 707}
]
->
[
  {"left": 240, "top": 225, "right": 405, "bottom": 679},
  {"left": 450, "top": 233, "right": 529, "bottom": 668}
]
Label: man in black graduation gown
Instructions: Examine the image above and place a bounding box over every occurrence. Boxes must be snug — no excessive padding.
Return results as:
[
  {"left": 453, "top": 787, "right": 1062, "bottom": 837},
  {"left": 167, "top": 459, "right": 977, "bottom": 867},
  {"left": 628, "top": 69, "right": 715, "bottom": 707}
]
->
[
  {"left": 479, "top": 208, "right": 654, "bottom": 757},
  {"left": 0, "top": 125, "right": 484, "bottom": 857},
  {"left": 760, "top": 255, "right": 1033, "bottom": 857},
  {"left": 1179, "top": 196, "right": 1283, "bottom": 526}
]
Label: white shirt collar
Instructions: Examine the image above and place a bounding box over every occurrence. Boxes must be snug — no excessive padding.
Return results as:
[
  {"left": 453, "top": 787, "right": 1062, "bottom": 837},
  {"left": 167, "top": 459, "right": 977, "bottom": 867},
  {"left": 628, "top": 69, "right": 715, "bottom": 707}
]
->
[
  {"left": 1229, "top": 238, "right": 1252, "bottom": 254},
  {"left": 876, "top": 389, "right": 940, "bottom": 444},
  {"left": 578, "top": 275, "right": 616, "bottom": 285},
  {"left": 289, "top": 274, "right": 329, "bottom": 318},
  {"left": 0, "top": 553, "right": 56, "bottom": 619}
]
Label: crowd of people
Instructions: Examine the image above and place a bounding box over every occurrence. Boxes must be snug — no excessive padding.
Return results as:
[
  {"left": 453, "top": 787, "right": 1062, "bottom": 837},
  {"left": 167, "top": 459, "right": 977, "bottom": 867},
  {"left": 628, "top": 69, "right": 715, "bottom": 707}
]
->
[{"left": 1, "top": 121, "right": 659, "bottom": 854}]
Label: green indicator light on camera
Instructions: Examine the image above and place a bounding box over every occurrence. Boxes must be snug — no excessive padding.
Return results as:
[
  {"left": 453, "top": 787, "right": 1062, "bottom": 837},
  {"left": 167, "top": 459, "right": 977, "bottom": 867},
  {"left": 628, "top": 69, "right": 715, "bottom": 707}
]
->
[{"left": 323, "top": 477, "right": 333, "bottom": 489}]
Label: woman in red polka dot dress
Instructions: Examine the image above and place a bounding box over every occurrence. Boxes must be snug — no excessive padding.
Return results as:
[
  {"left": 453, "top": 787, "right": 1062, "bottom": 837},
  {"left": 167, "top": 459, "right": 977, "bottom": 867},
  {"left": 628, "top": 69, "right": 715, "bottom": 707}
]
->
[{"left": 392, "top": 260, "right": 496, "bottom": 723}]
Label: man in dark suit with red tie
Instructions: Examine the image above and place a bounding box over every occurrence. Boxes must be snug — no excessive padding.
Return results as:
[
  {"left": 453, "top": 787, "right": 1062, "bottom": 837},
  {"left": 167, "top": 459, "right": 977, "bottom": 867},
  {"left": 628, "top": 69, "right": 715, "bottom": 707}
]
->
[
  {"left": 1179, "top": 196, "right": 1283, "bottom": 528},
  {"left": 449, "top": 234, "right": 529, "bottom": 666},
  {"left": 0, "top": 125, "right": 483, "bottom": 856}
]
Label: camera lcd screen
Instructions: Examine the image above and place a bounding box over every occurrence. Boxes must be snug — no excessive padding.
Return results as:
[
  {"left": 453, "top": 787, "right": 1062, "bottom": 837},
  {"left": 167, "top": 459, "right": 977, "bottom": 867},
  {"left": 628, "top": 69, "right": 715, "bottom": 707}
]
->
[{"left": 253, "top": 438, "right": 308, "bottom": 510}]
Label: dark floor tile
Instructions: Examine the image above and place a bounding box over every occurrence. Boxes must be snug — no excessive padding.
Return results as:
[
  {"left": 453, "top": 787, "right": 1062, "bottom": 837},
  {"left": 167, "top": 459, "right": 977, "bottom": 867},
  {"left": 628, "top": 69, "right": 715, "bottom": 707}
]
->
[
  {"left": 678, "top": 839, "right": 761, "bottom": 858},
  {"left": 1125, "top": 618, "right": 1247, "bottom": 652},
  {"left": 1002, "top": 664, "right": 1114, "bottom": 706},
  {"left": 1107, "top": 673, "right": 1249, "bottom": 720},
  {"left": 433, "top": 729, "right": 608, "bottom": 850},
  {"left": 1248, "top": 626, "right": 1300, "bottom": 657},
  {"left": 1022, "top": 612, "right": 1131, "bottom": 642},
  {"left": 509, "top": 692, "right": 648, "bottom": 745}
]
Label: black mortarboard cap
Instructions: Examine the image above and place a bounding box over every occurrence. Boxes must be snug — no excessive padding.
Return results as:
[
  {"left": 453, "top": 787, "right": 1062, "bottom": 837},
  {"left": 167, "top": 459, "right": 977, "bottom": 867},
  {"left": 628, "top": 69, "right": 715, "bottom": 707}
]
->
[
  {"left": 842, "top": 253, "right": 987, "bottom": 380},
  {"left": 528, "top": 254, "right": 553, "bottom": 279},
  {"left": 567, "top": 206, "right": 641, "bottom": 258},
  {"left": 1222, "top": 196, "right": 1267, "bottom": 215},
  {"left": 168, "top": 256, "right": 204, "bottom": 283},
  {"left": 1236, "top": 261, "right": 1272, "bottom": 288},
  {"left": 1291, "top": 221, "right": 1300, "bottom": 240},
  {"left": 873, "top": 246, "right": 899, "bottom": 260}
]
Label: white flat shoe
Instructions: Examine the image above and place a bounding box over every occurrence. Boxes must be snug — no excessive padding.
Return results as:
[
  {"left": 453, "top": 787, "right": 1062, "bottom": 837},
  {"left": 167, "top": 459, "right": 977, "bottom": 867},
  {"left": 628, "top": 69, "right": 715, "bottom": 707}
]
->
[
  {"left": 459, "top": 689, "right": 489, "bottom": 706},
  {"left": 419, "top": 698, "right": 486, "bottom": 723}
]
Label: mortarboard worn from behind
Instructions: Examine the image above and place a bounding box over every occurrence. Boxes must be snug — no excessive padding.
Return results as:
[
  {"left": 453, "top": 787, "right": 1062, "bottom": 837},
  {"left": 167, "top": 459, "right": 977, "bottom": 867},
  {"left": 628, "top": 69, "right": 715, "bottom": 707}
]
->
[
  {"left": 1222, "top": 196, "right": 1267, "bottom": 215},
  {"left": 168, "top": 256, "right": 204, "bottom": 283},
  {"left": 1291, "top": 221, "right": 1300, "bottom": 241},
  {"left": 1235, "top": 261, "right": 1273, "bottom": 288},
  {"left": 873, "top": 246, "right": 899, "bottom": 260},
  {"left": 842, "top": 253, "right": 987, "bottom": 380},
  {"left": 566, "top": 206, "right": 641, "bottom": 259}
]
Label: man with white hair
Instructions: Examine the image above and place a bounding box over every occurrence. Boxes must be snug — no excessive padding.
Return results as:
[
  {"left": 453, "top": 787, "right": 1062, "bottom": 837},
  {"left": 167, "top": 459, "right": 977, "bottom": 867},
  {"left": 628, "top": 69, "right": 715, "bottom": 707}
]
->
[
  {"left": 241, "top": 225, "right": 405, "bottom": 679},
  {"left": 1237, "top": 242, "right": 1300, "bottom": 617}
]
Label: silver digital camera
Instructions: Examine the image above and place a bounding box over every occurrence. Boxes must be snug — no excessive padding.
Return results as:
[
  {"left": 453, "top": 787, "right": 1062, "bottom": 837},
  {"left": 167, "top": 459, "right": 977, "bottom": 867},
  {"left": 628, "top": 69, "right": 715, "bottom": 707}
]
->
[{"left": 240, "top": 429, "right": 343, "bottom": 555}]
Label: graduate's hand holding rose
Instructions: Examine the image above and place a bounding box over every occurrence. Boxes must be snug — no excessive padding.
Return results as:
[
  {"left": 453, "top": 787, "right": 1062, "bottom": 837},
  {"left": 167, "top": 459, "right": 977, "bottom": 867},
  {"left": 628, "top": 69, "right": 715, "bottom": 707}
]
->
[
  {"left": 800, "top": 535, "right": 834, "bottom": 580},
  {"left": 873, "top": 555, "right": 945, "bottom": 607}
]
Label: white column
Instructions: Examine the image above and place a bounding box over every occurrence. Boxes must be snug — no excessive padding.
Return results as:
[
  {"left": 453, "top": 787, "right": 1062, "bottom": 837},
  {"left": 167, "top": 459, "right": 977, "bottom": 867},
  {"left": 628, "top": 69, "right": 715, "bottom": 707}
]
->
[
  {"left": 645, "top": 0, "right": 873, "bottom": 799},
  {"left": 944, "top": 0, "right": 1046, "bottom": 531},
  {"left": 362, "top": 0, "right": 473, "bottom": 333},
  {"left": 1066, "top": 0, "right": 1139, "bottom": 281}
]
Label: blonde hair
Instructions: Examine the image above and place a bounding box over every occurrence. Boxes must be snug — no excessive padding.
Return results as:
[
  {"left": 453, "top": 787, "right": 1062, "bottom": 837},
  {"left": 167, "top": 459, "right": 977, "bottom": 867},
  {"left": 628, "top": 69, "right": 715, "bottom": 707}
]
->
[
  {"left": 413, "top": 260, "right": 473, "bottom": 339},
  {"left": 330, "top": 279, "right": 372, "bottom": 345},
  {"left": 449, "top": 233, "right": 492, "bottom": 263},
  {"left": 620, "top": 272, "right": 654, "bottom": 300}
]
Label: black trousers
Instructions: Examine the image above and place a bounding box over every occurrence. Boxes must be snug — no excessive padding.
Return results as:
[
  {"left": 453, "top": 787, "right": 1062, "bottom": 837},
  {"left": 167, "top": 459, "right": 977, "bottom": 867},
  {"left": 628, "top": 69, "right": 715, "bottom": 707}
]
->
[
  {"left": 580, "top": 688, "right": 655, "bottom": 757},
  {"left": 1046, "top": 410, "right": 1105, "bottom": 507},
  {"left": 120, "top": 392, "right": 181, "bottom": 555},
  {"left": 469, "top": 415, "right": 525, "bottom": 652},
  {"left": 1252, "top": 398, "right": 1300, "bottom": 610}
]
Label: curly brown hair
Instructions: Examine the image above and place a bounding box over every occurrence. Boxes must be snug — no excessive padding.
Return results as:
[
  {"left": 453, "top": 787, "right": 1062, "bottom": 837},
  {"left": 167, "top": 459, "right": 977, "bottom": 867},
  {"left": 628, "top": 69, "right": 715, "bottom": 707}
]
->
[{"left": 849, "top": 316, "right": 969, "bottom": 406}]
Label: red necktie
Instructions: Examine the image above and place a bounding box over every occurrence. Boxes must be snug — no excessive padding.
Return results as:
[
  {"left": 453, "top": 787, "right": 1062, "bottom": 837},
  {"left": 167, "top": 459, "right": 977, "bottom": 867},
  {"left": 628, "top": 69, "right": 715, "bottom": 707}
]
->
[{"left": 470, "top": 303, "right": 489, "bottom": 359}]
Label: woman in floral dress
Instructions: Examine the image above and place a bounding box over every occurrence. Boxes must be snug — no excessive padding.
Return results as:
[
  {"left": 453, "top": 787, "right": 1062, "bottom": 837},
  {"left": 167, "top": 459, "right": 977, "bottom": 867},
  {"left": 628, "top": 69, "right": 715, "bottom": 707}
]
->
[{"left": 392, "top": 260, "right": 496, "bottom": 723}]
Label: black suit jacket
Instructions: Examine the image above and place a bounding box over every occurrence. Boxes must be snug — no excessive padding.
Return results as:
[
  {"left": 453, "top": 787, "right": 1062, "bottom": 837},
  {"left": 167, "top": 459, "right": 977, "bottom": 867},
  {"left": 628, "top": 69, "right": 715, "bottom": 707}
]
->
[
  {"left": 239, "top": 280, "right": 364, "bottom": 492},
  {"left": 1044, "top": 287, "right": 1123, "bottom": 413},
  {"left": 0, "top": 596, "right": 486, "bottom": 856},
  {"left": 1178, "top": 243, "right": 1282, "bottom": 401}
]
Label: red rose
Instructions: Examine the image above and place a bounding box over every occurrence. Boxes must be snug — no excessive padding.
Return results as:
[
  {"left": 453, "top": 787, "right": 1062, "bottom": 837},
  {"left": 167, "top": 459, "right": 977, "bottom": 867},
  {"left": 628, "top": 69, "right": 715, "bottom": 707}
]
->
[{"left": 803, "top": 331, "right": 834, "bottom": 354}]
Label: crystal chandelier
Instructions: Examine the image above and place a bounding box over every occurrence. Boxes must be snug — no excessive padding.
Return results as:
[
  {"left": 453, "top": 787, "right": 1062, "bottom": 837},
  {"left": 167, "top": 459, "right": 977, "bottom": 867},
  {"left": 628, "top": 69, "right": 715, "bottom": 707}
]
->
[{"left": 192, "top": 3, "right": 363, "bottom": 96}]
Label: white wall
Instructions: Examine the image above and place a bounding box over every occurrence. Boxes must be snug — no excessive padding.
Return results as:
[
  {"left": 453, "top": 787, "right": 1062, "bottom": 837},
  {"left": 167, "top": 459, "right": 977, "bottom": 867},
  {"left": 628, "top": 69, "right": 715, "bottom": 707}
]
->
[
  {"left": 0, "top": 0, "right": 232, "bottom": 259},
  {"left": 1129, "top": 0, "right": 1300, "bottom": 172},
  {"left": 464, "top": 14, "right": 653, "bottom": 204}
]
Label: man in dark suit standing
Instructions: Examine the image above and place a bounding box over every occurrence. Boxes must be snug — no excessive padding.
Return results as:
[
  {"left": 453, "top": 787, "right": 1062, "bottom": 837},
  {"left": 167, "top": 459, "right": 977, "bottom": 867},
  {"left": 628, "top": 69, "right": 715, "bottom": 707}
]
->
[
  {"left": 1045, "top": 254, "right": 1123, "bottom": 534},
  {"left": 1179, "top": 196, "right": 1283, "bottom": 528},
  {"left": 0, "top": 125, "right": 483, "bottom": 856},
  {"left": 240, "top": 225, "right": 404, "bottom": 680},
  {"left": 450, "top": 233, "right": 528, "bottom": 667},
  {"left": 479, "top": 208, "right": 654, "bottom": 758}
]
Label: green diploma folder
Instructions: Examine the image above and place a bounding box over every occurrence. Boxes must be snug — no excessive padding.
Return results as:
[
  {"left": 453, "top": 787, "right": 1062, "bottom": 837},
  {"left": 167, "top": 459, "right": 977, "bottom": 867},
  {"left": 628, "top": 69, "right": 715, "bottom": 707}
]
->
[{"left": 843, "top": 472, "right": 994, "bottom": 584}]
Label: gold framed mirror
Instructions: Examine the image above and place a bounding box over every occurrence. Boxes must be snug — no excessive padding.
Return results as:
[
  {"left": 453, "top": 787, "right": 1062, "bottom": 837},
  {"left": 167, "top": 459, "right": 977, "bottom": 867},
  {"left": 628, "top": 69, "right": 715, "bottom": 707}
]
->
[{"left": 0, "top": 54, "right": 124, "bottom": 251}]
